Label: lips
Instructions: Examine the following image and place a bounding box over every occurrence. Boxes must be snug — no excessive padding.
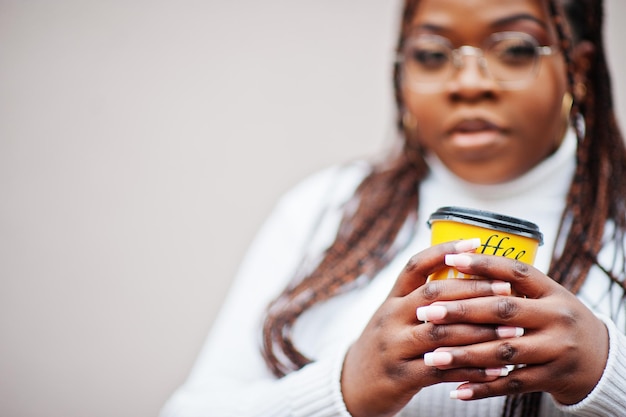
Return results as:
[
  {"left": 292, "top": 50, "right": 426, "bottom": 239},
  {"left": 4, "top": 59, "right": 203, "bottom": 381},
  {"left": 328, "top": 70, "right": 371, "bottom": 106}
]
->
[
  {"left": 450, "top": 118, "right": 501, "bottom": 134},
  {"left": 444, "top": 117, "right": 506, "bottom": 156}
]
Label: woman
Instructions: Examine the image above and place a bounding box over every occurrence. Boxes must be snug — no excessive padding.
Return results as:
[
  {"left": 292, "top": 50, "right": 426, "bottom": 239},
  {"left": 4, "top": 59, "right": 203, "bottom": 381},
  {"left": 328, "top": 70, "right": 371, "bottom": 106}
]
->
[{"left": 161, "top": 0, "right": 626, "bottom": 416}]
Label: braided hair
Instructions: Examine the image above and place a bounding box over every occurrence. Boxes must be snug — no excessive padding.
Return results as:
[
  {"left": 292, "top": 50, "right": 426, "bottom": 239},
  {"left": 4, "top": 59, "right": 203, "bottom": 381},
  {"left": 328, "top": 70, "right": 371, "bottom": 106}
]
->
[{"left": 262, "top": 0, "right": 626, "bottom": 415}]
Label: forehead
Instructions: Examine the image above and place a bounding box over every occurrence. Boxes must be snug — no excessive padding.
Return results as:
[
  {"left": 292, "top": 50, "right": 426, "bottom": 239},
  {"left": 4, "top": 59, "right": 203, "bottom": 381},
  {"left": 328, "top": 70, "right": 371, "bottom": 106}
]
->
[{"left": 410, "top": 0, "right": 552, "bottom": 34}]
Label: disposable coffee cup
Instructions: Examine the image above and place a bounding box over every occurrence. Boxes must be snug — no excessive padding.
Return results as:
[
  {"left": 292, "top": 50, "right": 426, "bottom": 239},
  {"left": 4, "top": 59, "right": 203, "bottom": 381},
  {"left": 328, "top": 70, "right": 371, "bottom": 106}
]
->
[{"left": 427, "top": 206, "right": 543, "bottom": 281}]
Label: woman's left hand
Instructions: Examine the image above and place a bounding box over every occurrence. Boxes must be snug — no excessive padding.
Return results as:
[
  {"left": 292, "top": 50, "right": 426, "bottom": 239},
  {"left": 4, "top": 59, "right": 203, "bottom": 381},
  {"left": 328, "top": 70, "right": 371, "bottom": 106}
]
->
[{"left": 419, "top": 252, "right": 609, "bottom": 405}]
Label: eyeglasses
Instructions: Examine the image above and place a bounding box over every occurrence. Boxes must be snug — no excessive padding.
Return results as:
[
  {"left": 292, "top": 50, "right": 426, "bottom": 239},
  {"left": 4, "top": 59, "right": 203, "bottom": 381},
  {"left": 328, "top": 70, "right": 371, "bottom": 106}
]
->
[{"left": 397, "top": 31, "right": 556, "bottom": 92}]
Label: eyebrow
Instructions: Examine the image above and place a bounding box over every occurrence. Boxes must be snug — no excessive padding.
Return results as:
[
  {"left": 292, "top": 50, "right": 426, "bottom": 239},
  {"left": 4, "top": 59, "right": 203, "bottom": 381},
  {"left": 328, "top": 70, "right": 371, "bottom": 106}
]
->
[
  {"left": 492, "top": 13, "right": 548, "bottom": 29},
  {"left": 410, "top": 13, "right": 549, "bottom": 34}
]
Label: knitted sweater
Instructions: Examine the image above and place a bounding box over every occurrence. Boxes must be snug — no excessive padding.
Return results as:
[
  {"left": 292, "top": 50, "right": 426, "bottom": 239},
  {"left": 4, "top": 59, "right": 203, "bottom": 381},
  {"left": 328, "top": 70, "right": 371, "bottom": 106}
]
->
[{"left": 160, "top": 130, "right": 626, "bottom": 417}]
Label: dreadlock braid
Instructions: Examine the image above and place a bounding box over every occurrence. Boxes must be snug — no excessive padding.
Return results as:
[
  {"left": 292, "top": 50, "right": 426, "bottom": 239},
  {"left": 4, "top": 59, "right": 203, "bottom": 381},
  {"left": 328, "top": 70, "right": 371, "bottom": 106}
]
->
[
  {"left": 548, "top": 0, "right": 626, "bottom": 294},
  {"left": 262, "top": 149, "right": 427, "bottom": 376}
]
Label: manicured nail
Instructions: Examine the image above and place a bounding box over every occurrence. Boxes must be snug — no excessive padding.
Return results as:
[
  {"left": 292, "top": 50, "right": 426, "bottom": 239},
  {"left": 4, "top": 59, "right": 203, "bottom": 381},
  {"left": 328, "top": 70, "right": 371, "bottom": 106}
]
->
[
  {"left": 491, "top": 281, "right": 511, "bottom": 296},
  {"left": 496, "top": 326, "right": 525, "bottom": 338},
  {"left": 454, "top": 238, "right": 481, "bottom": 253},
  {"left": 450, "top": 388, "right": 473, "bottom": 400},
  {"left": 424, "top": 351, "right": 453, "bottom": 366},
  {"left": 416, "top": 305, "right": 448, "bottom": 321},
  {"left": 444, "top": 254, "right": 472, "bottom": 268},
  {"left": 485, "top": 367, "right": 510, "bottom": 377}
]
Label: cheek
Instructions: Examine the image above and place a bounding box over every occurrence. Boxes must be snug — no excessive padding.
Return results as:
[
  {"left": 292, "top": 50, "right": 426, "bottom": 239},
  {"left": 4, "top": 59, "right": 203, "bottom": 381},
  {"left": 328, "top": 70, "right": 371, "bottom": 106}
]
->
[
  {"left": 521, "top": 91, "right": 561, "bottom": 127},
  {"left": 518, "top": 76, "right": 567, "bottom": 140}
]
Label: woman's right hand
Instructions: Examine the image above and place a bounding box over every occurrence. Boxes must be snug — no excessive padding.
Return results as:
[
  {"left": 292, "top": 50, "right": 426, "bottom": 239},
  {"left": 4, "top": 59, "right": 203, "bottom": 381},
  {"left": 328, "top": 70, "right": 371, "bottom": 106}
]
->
[{"left": 340, "top": 239, "right": 515, "bottom": 417}]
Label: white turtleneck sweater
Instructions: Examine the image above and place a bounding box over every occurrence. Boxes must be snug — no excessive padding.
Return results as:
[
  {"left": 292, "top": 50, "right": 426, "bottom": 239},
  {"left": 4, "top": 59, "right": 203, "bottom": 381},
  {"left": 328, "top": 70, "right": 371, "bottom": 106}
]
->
[{"left": 160, "top": 130, "right": 626, "bottom": 417}]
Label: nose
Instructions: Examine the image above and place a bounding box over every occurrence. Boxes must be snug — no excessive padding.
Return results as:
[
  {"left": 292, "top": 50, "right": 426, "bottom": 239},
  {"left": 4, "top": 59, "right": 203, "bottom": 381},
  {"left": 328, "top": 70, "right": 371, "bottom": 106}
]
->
[{"left": 448, "top": 47, "right": 498, "bottom": 98}]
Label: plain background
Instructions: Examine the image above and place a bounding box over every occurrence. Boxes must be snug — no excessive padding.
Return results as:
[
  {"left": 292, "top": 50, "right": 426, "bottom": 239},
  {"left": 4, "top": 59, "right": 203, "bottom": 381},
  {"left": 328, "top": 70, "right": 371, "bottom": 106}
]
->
[{"left": 1, "top": 1, "right": 625, "bottom": 416}]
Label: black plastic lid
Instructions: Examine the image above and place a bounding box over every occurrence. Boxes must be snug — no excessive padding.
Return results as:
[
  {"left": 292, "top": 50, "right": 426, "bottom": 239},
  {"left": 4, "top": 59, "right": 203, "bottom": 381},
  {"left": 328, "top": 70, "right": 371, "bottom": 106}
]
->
[{"left": 428, "top": 206, "right": 543, "bottom": 245}]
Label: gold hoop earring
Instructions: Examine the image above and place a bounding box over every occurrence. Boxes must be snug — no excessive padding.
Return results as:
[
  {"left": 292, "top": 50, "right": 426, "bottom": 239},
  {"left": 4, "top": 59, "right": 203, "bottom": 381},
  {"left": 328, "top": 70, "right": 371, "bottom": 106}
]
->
[
  {"left": 402, "top": 112, "right": 418, "bottom": 131},
  {"left": 555, "top": 92, "right": 574, "bottom": 149},
  {"left": 562, "top": 92, "right": 573, "bottom": 121},
  {"left": 573, "top": 82, "right": 587, "bottom": 101}
]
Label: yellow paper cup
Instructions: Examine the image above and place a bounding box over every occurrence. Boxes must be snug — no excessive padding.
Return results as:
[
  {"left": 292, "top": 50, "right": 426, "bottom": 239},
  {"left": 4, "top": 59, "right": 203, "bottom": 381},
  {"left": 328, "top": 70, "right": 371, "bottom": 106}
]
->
[{"left": 428, "top": 206, "right": 543, "bottom": 281}]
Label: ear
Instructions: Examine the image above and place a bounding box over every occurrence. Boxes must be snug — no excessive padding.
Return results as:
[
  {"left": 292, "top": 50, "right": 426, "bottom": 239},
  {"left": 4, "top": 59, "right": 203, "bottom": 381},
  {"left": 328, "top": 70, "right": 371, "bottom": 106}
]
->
[{"left": 570, "top": 40, "right": 595, "bottom": 100}]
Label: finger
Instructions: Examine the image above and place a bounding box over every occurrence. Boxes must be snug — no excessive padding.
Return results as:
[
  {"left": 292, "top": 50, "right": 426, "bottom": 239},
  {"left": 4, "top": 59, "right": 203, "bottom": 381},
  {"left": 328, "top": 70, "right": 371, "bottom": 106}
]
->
[
  {"left": 425, "top": 296, "right": 537, "bottom": 327},
  {"left": 390, "top": 239, "right": 481, "bottom": 298},
  {"left": 425, "top": 333, "right": 558, "bottom": 371},
  {"left": 410, "top": 279, "right": 512, "bottom": 322},
  {"left": 443, "top": 253, "right": 559, "bottom": 298},
  {"left": 450, "top": 364, "right": 552, "bottom": 400},
  {"left": 400, "top": 323, "right": 504, "bottom": 357},
  {"left": 416, "top": 363, "right": 512, "bottom": 390}
]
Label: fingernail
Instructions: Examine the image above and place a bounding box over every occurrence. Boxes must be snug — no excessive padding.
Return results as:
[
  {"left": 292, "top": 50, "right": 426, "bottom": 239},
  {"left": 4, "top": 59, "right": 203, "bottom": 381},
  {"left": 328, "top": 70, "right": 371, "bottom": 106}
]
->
[
  {"left": 491, "top": 281, "right": 511, "bottom": 296},
  {"left": 485, "top": 367, "right": 510, "bottom": 377},
  {"left": 450, "top": 388, "right": 473, "bottom": 400},
  {"left": 416, "top": 305, "right": 447, "bottom": 321},
  {"left": 444, "top": 254, "right": 472, "bottom": 268},
  {"left": 454, "top": 238, "right": 481, "bottom": 253},
  {"left": 496, "top": 326, "right": 525, "bottom": 338},
  {"left": 424, "top": 351, "right": 453, "bottom": 366}
]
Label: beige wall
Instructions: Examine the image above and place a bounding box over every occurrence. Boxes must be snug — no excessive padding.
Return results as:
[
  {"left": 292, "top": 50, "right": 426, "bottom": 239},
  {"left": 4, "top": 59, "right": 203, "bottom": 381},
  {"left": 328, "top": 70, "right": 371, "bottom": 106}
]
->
[{"left": 1, "top": 1, "right": 624, "bottom": 416}]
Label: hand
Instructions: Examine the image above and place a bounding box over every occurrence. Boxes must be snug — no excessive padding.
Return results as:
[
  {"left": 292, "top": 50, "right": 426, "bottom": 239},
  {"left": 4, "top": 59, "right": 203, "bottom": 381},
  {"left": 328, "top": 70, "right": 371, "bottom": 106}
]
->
[
  {"left": 341, "top": 240, "right": 516, "bottom": 417},
  {"left": 421, "top": 252, "right": 609, "bottom": 405}
]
